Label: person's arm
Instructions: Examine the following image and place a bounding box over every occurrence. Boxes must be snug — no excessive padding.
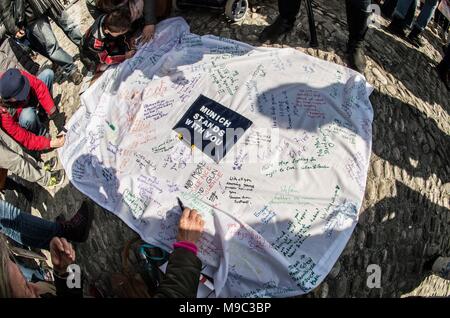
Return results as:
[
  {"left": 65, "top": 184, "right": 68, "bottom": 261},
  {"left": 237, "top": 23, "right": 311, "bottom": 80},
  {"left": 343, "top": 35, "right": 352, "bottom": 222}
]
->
[
  {"left": 153, "top": 208, "right": 205, "bottom": 298},
  {"left": 50, "top": 237, "right": 83, "bottom": 298},
  {"left": 0, "top": 107, "right": 51, "bottom": 150},
  {"left": 153, "top": 246, "right": 202, "bottom": 298},
  {"left": 143, "top": 0, "right": 157, "bottom": 25},
  {"left": 140, "top": 0, "right": 156, "bottom": 43},
  {"left": 0, "top": 0, "right": 20, "bottom": 36},
  {"left": 21, "top": 71, "right": 56, "bottom": 116}
]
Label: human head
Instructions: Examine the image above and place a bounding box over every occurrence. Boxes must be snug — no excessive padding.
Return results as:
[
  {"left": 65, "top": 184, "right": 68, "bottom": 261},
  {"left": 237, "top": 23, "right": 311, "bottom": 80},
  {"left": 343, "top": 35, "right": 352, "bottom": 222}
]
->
[
  {"left": 103, "top": 8, "right": 132, "bottom": 37},
  {"left": 0, "top": 235, "right": 40, "bottom": 298},
  {"left": 0, "top": 68, "right": 30, "bottom": 103}
]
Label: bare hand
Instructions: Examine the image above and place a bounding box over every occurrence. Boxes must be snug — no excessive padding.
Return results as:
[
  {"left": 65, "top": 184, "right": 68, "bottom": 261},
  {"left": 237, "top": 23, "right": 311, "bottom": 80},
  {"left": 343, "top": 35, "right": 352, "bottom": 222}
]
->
[
  {"left": 140, "top": 24, "right": 155, "bottom": 43},
  {"left": 125, "top": 49, "right": 136, "bottom": 60},
  {"left": 176, "top": 208, "right": 205, "bottom": 244},
  {"left": 50, "top": 237, "right": 76, "bottom": 274},
  {"left": 50, "top": 134, "right": 65, "bottom": 148},
  {"left": 15, "top": 29, "right": 25, "bottom": 39}
]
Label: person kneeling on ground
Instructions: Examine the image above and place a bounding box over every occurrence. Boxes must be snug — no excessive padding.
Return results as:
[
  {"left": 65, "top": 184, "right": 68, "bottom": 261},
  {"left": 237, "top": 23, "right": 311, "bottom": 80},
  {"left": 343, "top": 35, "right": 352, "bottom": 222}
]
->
[
  {"left": 85, "top": 0, "right": 161, "bottom": 43},
  {"left": 0, "top": 201, "right": 94, "bottom": 298},
  {"left": 0, "top": 234, "right": 82, "bottom": 297},
  {"left": 80, "top": 8, "right": 138, "bottom": 74},
  {"left": 0, "top": 68, "right": 66, "bottom": 153},
  {"left": 153, "top": 207, "right": 205, "bottom": 298},
  {"left": 0, "top": 204, "right": 204, "bottom": 298}
]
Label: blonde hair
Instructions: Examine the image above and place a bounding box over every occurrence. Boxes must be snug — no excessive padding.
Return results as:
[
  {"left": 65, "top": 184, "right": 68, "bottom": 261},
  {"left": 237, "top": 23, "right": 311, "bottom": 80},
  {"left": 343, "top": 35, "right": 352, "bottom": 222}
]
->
[{"left": 0, "top": 234, "right": 12, "bottom": 298}]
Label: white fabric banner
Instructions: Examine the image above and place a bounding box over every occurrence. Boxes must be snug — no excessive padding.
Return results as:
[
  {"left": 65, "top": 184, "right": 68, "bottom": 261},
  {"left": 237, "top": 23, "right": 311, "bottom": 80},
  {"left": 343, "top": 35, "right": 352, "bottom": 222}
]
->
[{"left": 59, "top": 17, "right": 374, "bottom": 297}]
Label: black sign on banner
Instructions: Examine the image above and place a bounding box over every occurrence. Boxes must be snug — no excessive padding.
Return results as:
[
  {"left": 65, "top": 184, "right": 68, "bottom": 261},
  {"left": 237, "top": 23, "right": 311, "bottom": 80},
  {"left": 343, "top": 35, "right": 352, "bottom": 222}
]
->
[{"left": 173, "top": 94, "right": 253, "bottom": 163}]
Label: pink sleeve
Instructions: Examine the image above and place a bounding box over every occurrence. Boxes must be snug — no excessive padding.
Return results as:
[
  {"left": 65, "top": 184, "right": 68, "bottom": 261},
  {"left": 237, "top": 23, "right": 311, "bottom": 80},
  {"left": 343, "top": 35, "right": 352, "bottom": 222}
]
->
[{"left": 173, "top": 241, "right": 198, "bottom": 255}]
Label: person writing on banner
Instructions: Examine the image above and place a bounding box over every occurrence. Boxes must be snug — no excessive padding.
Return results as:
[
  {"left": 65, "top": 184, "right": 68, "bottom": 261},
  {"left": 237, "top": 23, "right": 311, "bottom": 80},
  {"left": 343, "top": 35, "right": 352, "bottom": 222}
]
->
[
  {"left": 80, "top": 7, "right": 139, "bottom": 74},
  {"left": 0, "top": 68, "right": 66, "bottom": 154},
  {"left": 85, "top": 0, "right": 161, "bottom": 43},
  {"left": 0, "top": 206, "right": 205, "bottom": 298}
]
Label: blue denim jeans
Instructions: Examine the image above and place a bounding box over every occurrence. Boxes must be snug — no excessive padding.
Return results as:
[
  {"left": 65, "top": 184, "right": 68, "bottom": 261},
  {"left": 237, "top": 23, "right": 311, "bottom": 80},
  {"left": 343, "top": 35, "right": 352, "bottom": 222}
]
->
[
  {"left": 26, "top": 13, "right": 79, "bottom": 76},
  {"left": 18, "top": 69, "right": 54, "bottom": 136},
  {"left": 394, "top": 0, "right": 439, "bottom": 30},
  {"left": 414, "top": 0, "right": 439, "bottom": 31},
  {"left": 0, "top": 200, "right": 62, "bottom": 249}
]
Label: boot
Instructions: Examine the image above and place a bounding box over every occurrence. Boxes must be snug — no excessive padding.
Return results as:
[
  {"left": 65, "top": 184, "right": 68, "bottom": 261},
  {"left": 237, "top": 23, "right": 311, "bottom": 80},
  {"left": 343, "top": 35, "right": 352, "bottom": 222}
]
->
[
  {"left": 436, "top": 61, "right": 450, "bottom": 90},
  {"left": 4, "top": 178, "right": 34, "bottom": 202},
  {"left": 347, "top": 42, "right": 366, "bottom": 74},
  {"left": 58, "top": 201, "right": 94, "bottom": 243},
  {"left": 387, "top": 15, "right": 407, "bottom": 38},
  {"left": 258, "top": 16, "right": 295, "bottom": 44},
  {"left": 407, "top": 26, "right": 425, "bottom": 48},
  {"left": 345, "top": 0, "right": 370, "bottom": 73}
]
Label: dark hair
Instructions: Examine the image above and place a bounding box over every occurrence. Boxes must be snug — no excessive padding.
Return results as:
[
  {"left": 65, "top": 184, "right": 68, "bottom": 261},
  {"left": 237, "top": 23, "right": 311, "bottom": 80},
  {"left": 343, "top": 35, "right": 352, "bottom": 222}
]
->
[{"left": 103, "top": 7, "right": 132, "bottom": 33}]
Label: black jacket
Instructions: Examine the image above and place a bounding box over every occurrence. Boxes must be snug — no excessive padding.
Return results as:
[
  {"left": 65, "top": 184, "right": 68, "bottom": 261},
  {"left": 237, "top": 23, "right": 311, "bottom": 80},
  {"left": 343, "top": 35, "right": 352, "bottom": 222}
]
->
[
  {"left": 0, "top": 0, "right": 20, "bottom": 36},
  {"left": 81, "top": 14, "right": 131, "bottom": 66},
  {"left": 0, "top": 0, "right": 63, "bottom": 35},
  {"left": 154, "top": 247, "right": 202, "bottom": 298},
  {"left": 43, "top": 247, "right": 202, "bottom": 298}
]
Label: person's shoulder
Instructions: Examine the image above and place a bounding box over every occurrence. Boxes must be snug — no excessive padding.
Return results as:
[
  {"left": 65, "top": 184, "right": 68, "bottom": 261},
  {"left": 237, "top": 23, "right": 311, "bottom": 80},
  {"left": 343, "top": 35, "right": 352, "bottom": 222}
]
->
[{"left": 19, "top": 69, "right": 34, "bottom": 80}]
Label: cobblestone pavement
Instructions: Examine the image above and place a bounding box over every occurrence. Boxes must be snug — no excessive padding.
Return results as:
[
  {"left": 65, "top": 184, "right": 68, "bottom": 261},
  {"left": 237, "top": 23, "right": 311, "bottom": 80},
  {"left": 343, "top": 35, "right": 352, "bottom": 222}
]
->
[{"left": 2, "top": 0, "right": 449, "bottom": 297}]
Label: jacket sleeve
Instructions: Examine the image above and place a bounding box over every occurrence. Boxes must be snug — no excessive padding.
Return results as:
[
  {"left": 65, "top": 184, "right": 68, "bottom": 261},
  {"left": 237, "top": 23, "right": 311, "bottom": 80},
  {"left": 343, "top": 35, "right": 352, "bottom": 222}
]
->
[
  {"left": 153, "top": 247, "right": 202, "bottom": 298},
  {"left": 54, "top": 271, "right": 83, "bottom": 298},
  {"left": 143, "top": 0, "right": 157, "bottom": 25},
  {"left": 0, "top": 108, "right": 51, "bottom": 150},
  {"left": 22, "top": 71, "right": 56, "bottom": 116},
  {"left": 0, "top": 0, "right": 20, "bottom": 35}
]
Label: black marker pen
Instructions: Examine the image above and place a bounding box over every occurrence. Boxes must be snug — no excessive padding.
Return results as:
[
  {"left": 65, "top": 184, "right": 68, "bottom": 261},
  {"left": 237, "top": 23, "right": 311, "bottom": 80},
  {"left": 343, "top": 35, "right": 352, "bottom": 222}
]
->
[{"left": 177, "top": 197, "right": 185, "bottom": 211}]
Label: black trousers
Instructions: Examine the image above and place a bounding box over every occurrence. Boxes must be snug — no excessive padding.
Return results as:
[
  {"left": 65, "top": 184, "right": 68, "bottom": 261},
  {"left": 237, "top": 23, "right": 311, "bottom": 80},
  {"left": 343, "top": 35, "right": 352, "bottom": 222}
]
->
[{"left": 278, "top": 0, "right": 372, "bottom": 45}]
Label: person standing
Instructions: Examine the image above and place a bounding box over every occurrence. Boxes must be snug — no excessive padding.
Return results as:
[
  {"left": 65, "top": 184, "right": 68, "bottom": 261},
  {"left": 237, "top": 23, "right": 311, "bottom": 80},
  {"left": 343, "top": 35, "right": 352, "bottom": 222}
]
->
[
  {"left": 387, "top": 0, "right": 439, "bottom": 47},
  {"left": 258, "top": 0, "right": 372, "bottom": 73}
]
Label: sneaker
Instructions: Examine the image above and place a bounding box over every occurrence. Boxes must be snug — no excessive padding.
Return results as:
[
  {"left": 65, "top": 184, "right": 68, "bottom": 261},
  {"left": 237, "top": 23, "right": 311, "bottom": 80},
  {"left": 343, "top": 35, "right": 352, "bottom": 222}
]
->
[
  {"left": 258, "top": 16, "right": 294, "bottom": 44},
  {"left": 43, "top": 157, "right": 59, "bottom": 172},
  {"left": 407, "top": 27, "right": 425, "bottom": 48},
  {"left": 59, "top": 201, "right": 94, "bottom": 243},
  {"left": 46, "top": 170, "right": 65, "bottom": 188},
  {"left": 387, "top": 16, "right": 407, "bottom": 39},
  {"left": 69, "top": 69, "right": 83, "bottom": 85}
]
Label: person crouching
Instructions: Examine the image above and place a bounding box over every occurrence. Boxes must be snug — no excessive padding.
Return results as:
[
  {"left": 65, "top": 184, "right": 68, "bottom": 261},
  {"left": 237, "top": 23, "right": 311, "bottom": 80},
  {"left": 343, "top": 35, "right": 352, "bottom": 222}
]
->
[{"left": 80, "top": 7, "right": 137, "bottom": 74}]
